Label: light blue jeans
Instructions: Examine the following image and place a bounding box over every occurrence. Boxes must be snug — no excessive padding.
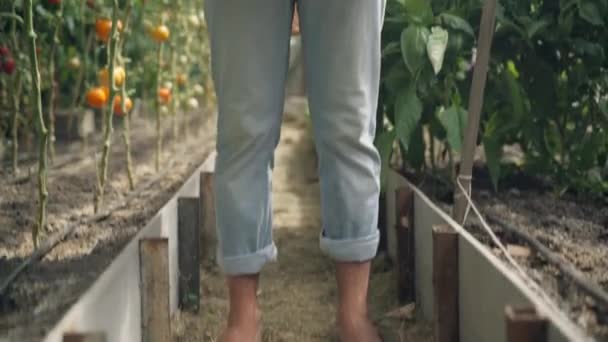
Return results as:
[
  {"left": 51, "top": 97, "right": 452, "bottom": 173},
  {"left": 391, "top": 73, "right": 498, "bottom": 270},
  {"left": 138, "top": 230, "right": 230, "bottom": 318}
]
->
[{"left": 205, "top": 0, "right": 385, "bottom": 275}]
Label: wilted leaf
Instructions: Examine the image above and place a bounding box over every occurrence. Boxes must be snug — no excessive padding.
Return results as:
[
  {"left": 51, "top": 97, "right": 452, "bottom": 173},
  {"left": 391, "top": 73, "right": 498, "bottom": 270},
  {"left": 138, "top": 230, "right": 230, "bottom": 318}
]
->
[
  {"left": 401, "top": 25, "right": 430, "bottom": 74},
  {"left": 395, "top": 85, "right": 423, "bottom": 150},
  {"left": 426, "top": 26, "right": 449, "bottom": 75}
]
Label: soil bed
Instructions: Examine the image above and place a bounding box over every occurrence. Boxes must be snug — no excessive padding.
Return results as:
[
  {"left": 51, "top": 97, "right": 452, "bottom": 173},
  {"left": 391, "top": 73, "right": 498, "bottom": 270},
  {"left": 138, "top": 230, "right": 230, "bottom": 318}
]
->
[
  {"left": 416, "top": 168, "right": 608, "bottom": 341},
  {"left": 0, "top": 109, "right": 217, "bottom": 342}
]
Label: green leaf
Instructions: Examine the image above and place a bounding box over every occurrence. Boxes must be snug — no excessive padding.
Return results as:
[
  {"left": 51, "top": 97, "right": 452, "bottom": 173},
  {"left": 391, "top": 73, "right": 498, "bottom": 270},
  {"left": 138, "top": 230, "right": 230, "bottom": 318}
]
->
[
  {"left": 437, "top": 105, "right": 468, "bottom": 152},
  {"left": 526, "top": 19, "right": 550, "bottom": 39},
  {"left": 438, "top": 13, "right": 475, "bottom": 37},
  {"left": 401, "top": 26, "right": 430, "bottom": 75},
  {"left": 408, "top": 125, "right": 426, "bottom": 170},
  {"left": 426, "top": 27, "right": 449, "bottom": 75},
  {"left": 599, "top": 99, "right": 608, "bottom": 119},
  {"left": 382, "top": 41, "right": 402, "bottom": 58},
  {"left": 483, "top": 135, "right": 502, "bottom": 191},
  {"left": 394, "top": 85, "right": 423, "bottom": 150},
  {"left": 375, "top": 130, "right": 396, "bottom": 191},
  {"left": 578, "top": 0, "right": 604, "bottom": 25},
  {"left": 402, "top": 0, "right": 434, "bottom": 25}
]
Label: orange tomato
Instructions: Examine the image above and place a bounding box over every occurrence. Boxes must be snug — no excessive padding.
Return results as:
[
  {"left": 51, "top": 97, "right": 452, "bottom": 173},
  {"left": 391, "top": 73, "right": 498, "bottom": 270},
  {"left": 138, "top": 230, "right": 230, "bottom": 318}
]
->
[
  {"left": 98, "top": 66, "right": 125, "bottom": 88},
  {"left": 113, "top": 96, "right": 133, "bottom": 116},
  {"left": 158, "top": 87, "right": 171, "bottom": 104},
  {"left": 101, "top": 86, "right": 110, "bottom": 99},
  {"left": 151, "top": 25, "right": 170, "bottom": 43},
  {"left": 95, "top": 18, "right": 123, "bottom": 42},
  {"left": 86, "top": 87, "right": 108, "bottom": 108}
]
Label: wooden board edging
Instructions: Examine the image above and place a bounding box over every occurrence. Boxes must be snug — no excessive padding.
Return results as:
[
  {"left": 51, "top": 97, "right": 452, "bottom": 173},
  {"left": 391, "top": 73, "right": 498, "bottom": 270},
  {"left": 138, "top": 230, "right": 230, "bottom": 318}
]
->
[{"left": 385, "top": 169, "right": 593, "bottom": 342}]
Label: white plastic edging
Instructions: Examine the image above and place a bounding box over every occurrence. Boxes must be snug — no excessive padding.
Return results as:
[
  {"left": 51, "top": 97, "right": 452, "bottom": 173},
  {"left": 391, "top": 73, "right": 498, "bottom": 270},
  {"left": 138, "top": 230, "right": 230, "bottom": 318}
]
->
[
  {"left": 43, "top": 152, "right": 217, "bottom": 342},
  {"left": 386, "top": 169, "right": 594, "bottom": 342}
]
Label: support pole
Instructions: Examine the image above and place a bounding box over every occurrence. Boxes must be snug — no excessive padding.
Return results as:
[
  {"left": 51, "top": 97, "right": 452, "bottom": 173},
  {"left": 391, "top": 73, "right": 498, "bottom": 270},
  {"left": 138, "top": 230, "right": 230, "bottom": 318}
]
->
[
  {"left": 452, "top": 0, "right": 498, "bottom": 224},
  {"left": 199, "top": 172, "right": 216, "bottom": 260},
  {"left": 505, "top": 305, "right": 547, "bottom": 342},
  {"left": 178, "top": 197, "right": 200, "bottom": 312},
  {"left": 139, "top": 238, "right": 171, "bottom": 342},
  {"left": 432, "top": 224, "right": 459, "bottom": 342},
  {"left": 395, "top": 186, "right": 415, "bottom": 303}
]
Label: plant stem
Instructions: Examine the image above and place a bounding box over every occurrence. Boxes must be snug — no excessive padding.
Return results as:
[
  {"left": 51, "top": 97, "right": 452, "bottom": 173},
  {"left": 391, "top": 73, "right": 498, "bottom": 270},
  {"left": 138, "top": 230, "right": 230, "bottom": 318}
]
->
[
  {"left": 170, "top": 46, "right": 179, "bottom": 141},
  {"left": 94, "top": 0, "right": 120, "bottom": 213},
  {"left": 11, "top": 74, "right": 23, "bottom": 175},
  {"left": 47, "top": 11, "right": 63, "bottom": 163},
  {"left": 24, "top": 0, "right": 49, "bottom": 247},
  {"left": 10, "top": 3, "right": 22, "bottom": 175},
  {"left": 155, "top": 43, "right": 164, "bottom": 172}
]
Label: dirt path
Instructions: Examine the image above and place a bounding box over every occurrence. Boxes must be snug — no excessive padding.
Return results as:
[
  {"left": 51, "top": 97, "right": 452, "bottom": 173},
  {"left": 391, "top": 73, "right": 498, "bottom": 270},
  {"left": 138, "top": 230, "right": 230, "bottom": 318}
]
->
[{"left": 173, "top": 98, "right": 432, "bottom": 342}]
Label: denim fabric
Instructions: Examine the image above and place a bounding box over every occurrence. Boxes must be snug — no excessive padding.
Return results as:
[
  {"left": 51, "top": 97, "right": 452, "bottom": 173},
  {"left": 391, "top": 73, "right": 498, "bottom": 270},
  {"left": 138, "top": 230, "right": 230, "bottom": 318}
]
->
[{"left": 204, "top": 0, "right": 386, "bottom": 275}]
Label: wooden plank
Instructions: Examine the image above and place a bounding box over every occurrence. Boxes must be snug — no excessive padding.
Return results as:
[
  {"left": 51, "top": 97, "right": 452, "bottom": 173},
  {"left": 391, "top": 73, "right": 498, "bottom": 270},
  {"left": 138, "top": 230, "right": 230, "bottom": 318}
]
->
[
  {"left": 62, "top": 332, "right": 106, "bottom": 342},
  {"left": 505, "top": 305, "right": 548, "bottom": 342},
  {"left": 199, "top": 171, "right": 216, "bottom": 261},
  {"left": 43, "top": 152, "right": 217, "bottom": 342},
  {"left": 139, "top": 238, "right": 171, "bottom": 342},
  {"left": 178, "top": 197, "right": 200, "bottom": 312},
  {"left": 432, "top": 224, "right": 459, "bottom": 342},
  {"left": 395, "top": 186, "right": 415, "bottom": 303},
  {"left": 387, "top": 169, "right": 592, "bottom": 342}
]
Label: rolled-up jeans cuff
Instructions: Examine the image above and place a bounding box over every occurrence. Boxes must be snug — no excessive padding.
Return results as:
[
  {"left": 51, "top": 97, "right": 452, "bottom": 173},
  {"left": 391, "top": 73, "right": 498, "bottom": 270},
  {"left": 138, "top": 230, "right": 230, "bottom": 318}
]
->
[
  {"left": 319, "top": 230, "right": 380, "bottom": 262},
  {"left": 218, "top": 243, "right": 278, "bottom": 275}
]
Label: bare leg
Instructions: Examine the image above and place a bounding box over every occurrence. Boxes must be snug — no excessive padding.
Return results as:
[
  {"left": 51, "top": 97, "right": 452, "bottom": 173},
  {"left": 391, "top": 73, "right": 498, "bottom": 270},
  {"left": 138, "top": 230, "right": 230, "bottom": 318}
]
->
[
  {"left": 220, "top": 274, "right": 261, "bottom": 342},
  {"left": 336, "top": 261, "right": 382, "bottom": 342}
]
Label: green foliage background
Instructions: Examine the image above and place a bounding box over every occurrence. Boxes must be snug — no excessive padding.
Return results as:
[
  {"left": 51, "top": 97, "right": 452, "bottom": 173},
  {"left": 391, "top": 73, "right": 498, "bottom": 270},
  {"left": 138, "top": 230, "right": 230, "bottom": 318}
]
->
[{"left": 377, "top": 0, "right": 608, "bottom": 196}]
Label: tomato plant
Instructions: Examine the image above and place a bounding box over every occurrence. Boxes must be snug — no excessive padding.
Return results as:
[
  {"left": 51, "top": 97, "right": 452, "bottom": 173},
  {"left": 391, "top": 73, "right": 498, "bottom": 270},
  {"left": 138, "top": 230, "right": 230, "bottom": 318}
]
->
[{"left": 0, "top": 0, "right": 213, "bottom": 242}]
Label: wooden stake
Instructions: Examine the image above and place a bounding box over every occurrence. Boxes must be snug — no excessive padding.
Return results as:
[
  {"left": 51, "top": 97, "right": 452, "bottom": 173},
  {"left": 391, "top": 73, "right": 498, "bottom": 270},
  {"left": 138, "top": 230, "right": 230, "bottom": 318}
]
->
[
  {"left": 178, "top": 197, "right": 200, "bottom": 312},
  {"left": 63, "top": 332, "right": 106, "bottom": 342},
  {"left": 505, "top": 305, "right": 547, "bottom": 342},
  {"left": 452, "top": 0, "right": 498, "bottom": 224},
  {"left": 199, "top": 172, "right": 216, "bottom": 260},
  {"left": 139, "top": 238, "right": 170, "bottom": 342},
  {"left": 432, "top": 224, "right": 459, "bottom": 342},
  {"left": 395, "top": 186, "right": 415, "bottom": 303}
]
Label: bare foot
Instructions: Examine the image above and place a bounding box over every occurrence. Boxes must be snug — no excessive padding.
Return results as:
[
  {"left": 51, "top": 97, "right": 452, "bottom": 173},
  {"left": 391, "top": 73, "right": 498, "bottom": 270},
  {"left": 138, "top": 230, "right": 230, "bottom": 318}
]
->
[
  {"left": 338, "top": 313, "right": 382, "bottom": 342},
  {"left": 220, "top": 312, "right": 261, "bottom": 342}
]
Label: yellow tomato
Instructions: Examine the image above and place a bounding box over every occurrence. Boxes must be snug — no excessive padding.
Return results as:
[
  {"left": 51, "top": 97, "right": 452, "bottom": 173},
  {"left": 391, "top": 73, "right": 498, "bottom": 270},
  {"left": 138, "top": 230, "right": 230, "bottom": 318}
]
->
[{"left": 151, "top": 25, "right": 170, "bottom": 43}]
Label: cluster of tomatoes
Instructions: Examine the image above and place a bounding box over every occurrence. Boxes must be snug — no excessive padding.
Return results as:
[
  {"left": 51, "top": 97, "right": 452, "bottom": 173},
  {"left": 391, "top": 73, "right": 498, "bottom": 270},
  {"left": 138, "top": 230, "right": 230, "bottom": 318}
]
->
[
  {"left": 86, "top": 17, "right": 172, "bottom": 116},
  {"left": 0, "top": 46, "right": 16, "bottom": 75}
]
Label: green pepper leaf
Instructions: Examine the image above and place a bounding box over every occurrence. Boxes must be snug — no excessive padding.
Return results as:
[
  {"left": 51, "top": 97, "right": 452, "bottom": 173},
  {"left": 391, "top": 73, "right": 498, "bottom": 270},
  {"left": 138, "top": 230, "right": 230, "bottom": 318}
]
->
[
  {"left": 401, "top": 25, "right": 430, "bottom": 75},
  {"left": 437, "top": 105, "right": 468, "bottom": 152},
  {"left": 394, "top": 85, "right": 423, "bottom": 150},
  {"left": 375, "top": 130, "right": 396, "bottom": 191},
  {"left": 578, "top": 0, "right": 604, "bottom": 25},
  {"left": 438, "top": 13, "right": 475, "bottom": 37}
]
